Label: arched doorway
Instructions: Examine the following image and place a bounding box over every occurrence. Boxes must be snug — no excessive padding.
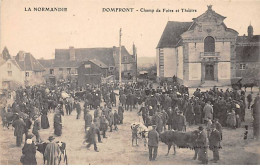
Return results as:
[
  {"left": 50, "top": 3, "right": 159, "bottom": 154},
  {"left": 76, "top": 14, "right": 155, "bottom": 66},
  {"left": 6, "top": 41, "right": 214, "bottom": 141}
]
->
[{"left": 204, "top": 36, "right": 215, "bottom": 52}]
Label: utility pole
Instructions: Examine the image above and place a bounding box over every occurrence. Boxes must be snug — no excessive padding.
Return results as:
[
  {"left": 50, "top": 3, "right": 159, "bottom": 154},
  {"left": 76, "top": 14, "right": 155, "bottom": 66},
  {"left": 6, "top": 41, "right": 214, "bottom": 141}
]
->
[
  {"left": 119, "top": 28, "right": 122, "bottom": 85},
  {"left": 133, "top": 43, "right": 137, "bottom": 82}
]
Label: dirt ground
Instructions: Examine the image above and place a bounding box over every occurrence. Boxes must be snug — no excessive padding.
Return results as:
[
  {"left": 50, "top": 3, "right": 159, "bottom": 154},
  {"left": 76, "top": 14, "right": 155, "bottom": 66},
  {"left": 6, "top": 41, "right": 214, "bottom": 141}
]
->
[{"left": 0, "top": 87, "right": 259, "bottom": 165}]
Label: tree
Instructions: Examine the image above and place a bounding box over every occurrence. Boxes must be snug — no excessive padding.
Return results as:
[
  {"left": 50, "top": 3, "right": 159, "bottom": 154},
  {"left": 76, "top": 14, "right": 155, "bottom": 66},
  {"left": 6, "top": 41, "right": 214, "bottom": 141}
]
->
[{"left": 2, "top": 47, "right": 11, "bottom": 60}]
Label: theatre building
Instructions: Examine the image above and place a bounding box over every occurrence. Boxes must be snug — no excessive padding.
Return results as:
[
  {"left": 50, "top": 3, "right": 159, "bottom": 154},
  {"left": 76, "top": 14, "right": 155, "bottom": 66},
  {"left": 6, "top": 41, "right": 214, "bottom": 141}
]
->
[{"left": 156, "top": 5, "right": 238, "bottom": 87}]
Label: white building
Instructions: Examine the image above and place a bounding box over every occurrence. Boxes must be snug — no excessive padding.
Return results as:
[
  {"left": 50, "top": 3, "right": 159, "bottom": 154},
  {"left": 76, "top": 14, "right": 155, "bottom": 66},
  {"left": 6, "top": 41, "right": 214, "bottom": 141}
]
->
[{"left": 156, "top": 5, "right": 238, "bottom": 87}]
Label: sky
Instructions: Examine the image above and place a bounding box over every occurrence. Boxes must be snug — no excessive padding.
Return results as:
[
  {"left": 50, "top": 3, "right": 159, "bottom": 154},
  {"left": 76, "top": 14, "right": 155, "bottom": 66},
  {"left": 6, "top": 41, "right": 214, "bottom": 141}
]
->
[{"left": 0, "top": 0, "right": 260, "bottom": 59}]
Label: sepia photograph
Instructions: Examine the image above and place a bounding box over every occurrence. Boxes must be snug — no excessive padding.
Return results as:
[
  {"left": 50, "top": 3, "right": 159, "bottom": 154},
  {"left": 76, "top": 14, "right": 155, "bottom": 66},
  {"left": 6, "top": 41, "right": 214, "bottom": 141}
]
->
[{"left": 0, "top": 0, "right": 259, "bottom": 165}]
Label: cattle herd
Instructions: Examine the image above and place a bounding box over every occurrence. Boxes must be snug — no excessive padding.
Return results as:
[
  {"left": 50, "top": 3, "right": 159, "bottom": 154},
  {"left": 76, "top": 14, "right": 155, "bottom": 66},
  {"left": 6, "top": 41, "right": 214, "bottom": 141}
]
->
[{"left": 0, "top": 79, "right": 259, "bottom": 165}]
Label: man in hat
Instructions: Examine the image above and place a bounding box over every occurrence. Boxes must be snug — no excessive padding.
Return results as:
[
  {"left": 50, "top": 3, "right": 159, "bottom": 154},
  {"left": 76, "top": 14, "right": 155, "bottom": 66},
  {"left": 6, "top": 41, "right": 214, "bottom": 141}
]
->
[
  {"left": 100, "top": 114, "right": 108, "bottom": 138},
  {"left": 203, "top": 101, "right": 213, "bottom": 123},
  {"left": 148, "top": 125, "right": 159, "bottom": 161},
  {"left": 209, "top": 124, "right": 221, "bottom": 163},
  {"left": 85, "top": 123, "right": 99, "bottom": 152},
  {"left": 138, "top": 103, "right": 148, "bottom": 125},
  {"left": 176, "top": 110, "right": 186, "bottom": 132},
  {"left": 44, "top": 136, "right": 61, "bottom": 165},
  {"left": 12, "top": 115, "right": 26, "bottom": 147},
  {"left": 75, "top": 100, "right": 81, "bottom": 119},
  {"left": 84, "top": 109, "right": 92, "bottom": 132},
  {"left": 32, "top": 115, "right": 42, "bottom": 143},
  {"left": 196, "top": 126, "right": 208, "bottom": 164}
]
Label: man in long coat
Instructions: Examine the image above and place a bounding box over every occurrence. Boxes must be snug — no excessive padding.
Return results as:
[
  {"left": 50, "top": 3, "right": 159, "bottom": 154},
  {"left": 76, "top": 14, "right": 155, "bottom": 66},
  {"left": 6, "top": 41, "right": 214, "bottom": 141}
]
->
[
  {"left": 203, "top": 101, "right": 213, "bottom": 123},
  {"left": 32, "top": 116, "right": 42, "bottom": 143},
  {"left": 148, "top": 125, "right": 159, "bottom": 161},
  {"left": 196, "top": 126, "right": 208, "bottom": 164},
  {"left": 118, "top": 105, "right": 124, "bottom": 124},
  {"left": 176, "top": 111, "right": 186, "bottom": 132},
  {"left": 209, "top": 124, "right": 221, "bottom": 162},
  {"left": 85, "top": 123, "right": 99, "bottom": 152},
  {"left": 44, "top": 136, "right": 61, "bottom": 165},
  {"left": 12, "top": 115, "right": 26, "bottom": 147},
  {"left": 84, "top": 109, "right": 92, "bottom": 132}
]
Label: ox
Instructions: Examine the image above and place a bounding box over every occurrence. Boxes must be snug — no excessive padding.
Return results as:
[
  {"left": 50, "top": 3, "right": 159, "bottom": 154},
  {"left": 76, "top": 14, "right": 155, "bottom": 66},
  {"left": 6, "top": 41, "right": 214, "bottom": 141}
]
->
[{"left": 159, "top": 130, "right": 200, "bottom": 160}]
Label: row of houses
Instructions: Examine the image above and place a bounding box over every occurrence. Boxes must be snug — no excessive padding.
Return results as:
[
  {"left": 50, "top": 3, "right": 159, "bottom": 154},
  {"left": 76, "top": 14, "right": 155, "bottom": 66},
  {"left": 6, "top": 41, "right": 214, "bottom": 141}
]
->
[
  {"left": 156, "top": 5, "right": 260, "bottom": 87},
  {"left": 0, "top": 45, "right": 137, "bottom": 90}
]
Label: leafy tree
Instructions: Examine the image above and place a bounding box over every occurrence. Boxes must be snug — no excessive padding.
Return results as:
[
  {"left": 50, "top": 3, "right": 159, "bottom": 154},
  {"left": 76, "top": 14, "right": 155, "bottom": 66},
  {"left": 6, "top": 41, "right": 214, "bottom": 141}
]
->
[{"left": 2, "top": 47, "right": 11, "bottom": 60}]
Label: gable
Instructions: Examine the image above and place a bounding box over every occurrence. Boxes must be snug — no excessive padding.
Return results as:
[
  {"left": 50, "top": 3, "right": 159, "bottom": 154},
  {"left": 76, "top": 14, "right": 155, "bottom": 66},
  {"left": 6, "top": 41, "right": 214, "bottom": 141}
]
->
[{"left": 156, "top": 21, "right": 193, "bottom": 48}]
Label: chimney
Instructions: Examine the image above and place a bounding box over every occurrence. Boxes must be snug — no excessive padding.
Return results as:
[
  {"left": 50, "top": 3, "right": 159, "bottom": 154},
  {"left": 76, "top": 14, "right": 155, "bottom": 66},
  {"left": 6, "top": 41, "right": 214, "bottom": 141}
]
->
[
  {"left": 133, "top": 43, "right": 136, "bottom": 60},
  {"left": 69, "top": 46, "right": 75, "bottom": 61},
  {"left": 248, "top": 24, "right": 253, "bottom": 39},
  {"left": 18, "top": 51, "right": 25, "bottom": 61},
  {"left": 112, "top": 46, "right": 117, "bottom": 59}
]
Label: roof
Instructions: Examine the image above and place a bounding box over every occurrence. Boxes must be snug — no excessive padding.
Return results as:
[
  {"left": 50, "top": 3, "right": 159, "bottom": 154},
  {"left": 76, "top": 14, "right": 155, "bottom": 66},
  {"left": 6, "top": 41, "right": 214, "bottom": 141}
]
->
[
  {"left": 0, "top": 57, "right": 5, "bottom": 66},
  {"left": 156, "top": 21, "right": 192, "bottom": 48},
  {"left": 235, "top": 45, "right": 260, "bottom": 62},
  {"left": 38, "top": 59, "right": 81, "bottom": 68},
  {"left": 15, "top": 53, "right": 45, "bottom": 71},
  {"left": 55, "top": 46, "right": 134, "bottom": 67},
  {"left": 237, "top": 35, "right": 260, "bottom": 44},
  {"left": 89, "top": 59, "right": 108, "bottom": 68}
]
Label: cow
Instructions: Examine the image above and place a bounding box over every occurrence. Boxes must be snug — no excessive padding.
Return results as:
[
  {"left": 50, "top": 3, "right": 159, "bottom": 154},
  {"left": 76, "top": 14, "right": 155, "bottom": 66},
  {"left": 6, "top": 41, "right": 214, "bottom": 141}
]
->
[
  {"left": 244, "top": 80, "right": 258, "bottom": 92},
  {"left": 36, "top": 141, "right": 68, "bottom": 165},
  {"left": 159, "top": 130, "right": 200, "bottom": 160},
  {"left": 2, "top": 112, "right": 16, "bottom": 129},
  {"left": 131, "top": 122, "right": 150, "bottom": 147}
]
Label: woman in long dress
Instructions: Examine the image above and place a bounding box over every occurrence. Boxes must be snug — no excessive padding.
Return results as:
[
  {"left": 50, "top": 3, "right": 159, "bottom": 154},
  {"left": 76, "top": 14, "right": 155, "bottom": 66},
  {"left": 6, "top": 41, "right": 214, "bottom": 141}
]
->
[
  {"left": 21, "top": 134, "right": 37, "bottom": 165},
  {"left": 41, "top": 108, "right": 50, "bottom": 129},
  {"left": 54, "top": 106, "right": 62, "bottom": 136}
]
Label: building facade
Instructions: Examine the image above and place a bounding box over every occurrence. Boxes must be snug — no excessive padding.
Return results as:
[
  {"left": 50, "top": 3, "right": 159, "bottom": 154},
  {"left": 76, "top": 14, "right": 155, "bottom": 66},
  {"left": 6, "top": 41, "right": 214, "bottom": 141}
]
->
[
  {"left": 40, "top": 45, "right": 137, "bottom": 85},
  {"left": 0, "top": 59, "right": 24, "bottom": 90},
  {"left": 77, "top": 59, "right": 109, "bottom": 86},
  {"left": 235, "top": 25, "right": 260, "bottom": 83},
  {"left": 156, "top": 5, "right": 238, "bottom": 87},
  {"left": 15, "top": 51, "right": 45, "bottom": 86}
]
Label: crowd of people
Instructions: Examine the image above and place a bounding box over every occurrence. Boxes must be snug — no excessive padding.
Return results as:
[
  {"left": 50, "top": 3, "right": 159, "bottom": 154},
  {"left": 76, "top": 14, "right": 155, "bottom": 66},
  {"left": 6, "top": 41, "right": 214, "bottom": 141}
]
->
[{"left": 0, "top": 79, "right": 259, "bottom": 165}]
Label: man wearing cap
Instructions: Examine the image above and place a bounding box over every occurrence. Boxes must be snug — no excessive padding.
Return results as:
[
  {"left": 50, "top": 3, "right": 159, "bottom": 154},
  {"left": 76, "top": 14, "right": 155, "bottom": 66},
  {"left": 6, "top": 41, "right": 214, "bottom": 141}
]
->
[
  {"left": 148, "top": 125, "right": 159, "bottom": 161},
  {"left": 44, "top": 136, "right": 61, "bottom": 165},
  {"left": 196, "top": 126, "right": 208, "bottom": 164},
  {"left": 12, "top": 115, "right": 26, "bottom": 147}
]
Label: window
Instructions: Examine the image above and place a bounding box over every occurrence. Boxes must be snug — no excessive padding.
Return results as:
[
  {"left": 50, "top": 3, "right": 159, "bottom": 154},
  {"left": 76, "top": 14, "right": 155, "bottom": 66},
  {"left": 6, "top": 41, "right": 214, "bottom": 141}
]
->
[
  {"left": 204, "top": 36, "right": 215, "bottom": 52},
  {"left": 8, "top": 71, "right": 12, "bottom": 77},
  {"left": 109, "top": 66, "right": 114, "bottom": 71},
  {"left": 74, "top": 69, "right": 78, "bottom": 75},
  {"left": 240, "top": 63, "right": 246, "bottom": 70},
  {"left": 59, "top": 68, "right": 63, "bottom": 73},
  {"left": 25, "top": 72, "right": 29, "bottom": 77},
  {"left": 67, "top": 68, "right": 71, "bottom": 74},
  {"left": 7, "top": 63, "right": 11, "bottom": 69},
  {"left": 50, "top": 69, "right": 54, "bottom": 75}
]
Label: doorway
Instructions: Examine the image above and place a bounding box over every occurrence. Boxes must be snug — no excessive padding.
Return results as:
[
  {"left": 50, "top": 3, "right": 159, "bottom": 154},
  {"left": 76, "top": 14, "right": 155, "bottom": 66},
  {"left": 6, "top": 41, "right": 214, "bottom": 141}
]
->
[{"left": 205, "top": 64, "right": 214, "bottom": 80}]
